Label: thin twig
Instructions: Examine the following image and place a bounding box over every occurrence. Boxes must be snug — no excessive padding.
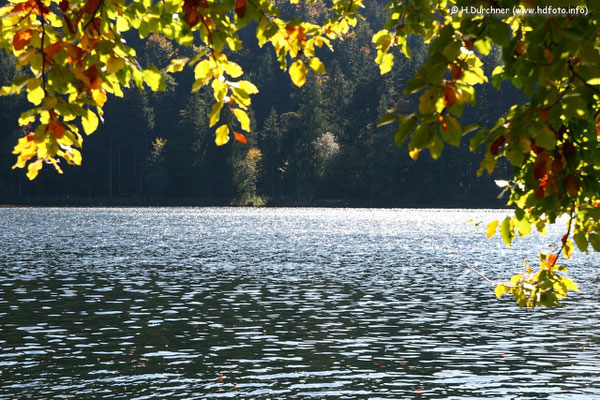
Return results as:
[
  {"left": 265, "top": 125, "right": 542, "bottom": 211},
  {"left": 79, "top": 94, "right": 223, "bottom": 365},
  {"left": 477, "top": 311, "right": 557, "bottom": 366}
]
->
[
  {"left": 37, "top": 0, "right": 46, "bottom": 94},
  {"left": 549, "top": 207, "right": 575, "bottom": 268},
  {"left": 437, "top": 233, "right": 496, "bottom": 285}
]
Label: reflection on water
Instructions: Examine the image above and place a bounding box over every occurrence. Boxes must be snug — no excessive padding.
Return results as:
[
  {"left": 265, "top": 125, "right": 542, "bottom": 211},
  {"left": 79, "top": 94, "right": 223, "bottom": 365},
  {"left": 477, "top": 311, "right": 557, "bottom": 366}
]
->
[{"left": 0, "top": 208, "right": 599, "bottom": 399}]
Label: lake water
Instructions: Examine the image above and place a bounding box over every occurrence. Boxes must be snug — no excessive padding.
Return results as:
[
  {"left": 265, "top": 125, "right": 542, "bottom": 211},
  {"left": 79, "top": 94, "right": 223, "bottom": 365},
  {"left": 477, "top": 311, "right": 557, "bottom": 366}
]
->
[{"left": 0, "top": 208, "right": 599, "bottom": 399}]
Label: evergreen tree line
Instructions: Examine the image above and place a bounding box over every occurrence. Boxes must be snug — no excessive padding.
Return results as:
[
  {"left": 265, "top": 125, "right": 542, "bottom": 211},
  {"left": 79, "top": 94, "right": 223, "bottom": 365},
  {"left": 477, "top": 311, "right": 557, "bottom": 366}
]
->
[{"left": 0, "top": 2, "right": 518, "bottom": 207}]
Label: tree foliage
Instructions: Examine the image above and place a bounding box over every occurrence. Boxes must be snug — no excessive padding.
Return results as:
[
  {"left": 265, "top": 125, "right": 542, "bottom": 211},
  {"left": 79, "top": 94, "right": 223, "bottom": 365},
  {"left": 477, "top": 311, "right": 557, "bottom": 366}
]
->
[{"left": 1, "top": 0, "right": 599, "bottom": 308}]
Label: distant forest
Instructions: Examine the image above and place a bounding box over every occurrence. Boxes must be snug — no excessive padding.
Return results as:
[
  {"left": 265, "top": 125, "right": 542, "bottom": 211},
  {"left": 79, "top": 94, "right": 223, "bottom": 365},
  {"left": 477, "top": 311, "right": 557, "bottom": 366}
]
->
[{"left": 0, "top": 2, "right": 520, "bottom": 207}]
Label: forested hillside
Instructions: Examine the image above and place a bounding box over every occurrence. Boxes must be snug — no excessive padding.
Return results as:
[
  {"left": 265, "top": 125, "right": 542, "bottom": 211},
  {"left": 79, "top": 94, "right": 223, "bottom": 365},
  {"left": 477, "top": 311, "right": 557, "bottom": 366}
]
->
[{"left": 0, "top": 1, "right": 518, "bottom": 207}]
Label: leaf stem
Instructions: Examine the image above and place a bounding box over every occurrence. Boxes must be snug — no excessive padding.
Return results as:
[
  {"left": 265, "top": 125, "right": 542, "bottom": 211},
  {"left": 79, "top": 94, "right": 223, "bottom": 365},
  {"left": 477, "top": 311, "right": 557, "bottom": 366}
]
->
[
  {"left": 549, "top": 207, "right": 575, "bottom": 268},
  {"left": 37, "top": 0, "right": 46, "bottom": 95}
]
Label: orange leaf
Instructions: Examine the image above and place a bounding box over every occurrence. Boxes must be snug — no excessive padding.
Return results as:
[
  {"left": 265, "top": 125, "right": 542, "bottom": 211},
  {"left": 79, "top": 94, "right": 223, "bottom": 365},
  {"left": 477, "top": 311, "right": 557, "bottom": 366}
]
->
[
  {"left": 59, "top": 0, "right": 70, "bottom": 12},
  {"left": 234, "top": 0, "right": 247, "bottom": 19},
  {"left": 48, "top": 119, "right": 65, "bottom": 139},
  {"left": 565, "top": 174, "right": 579, "bottom": 197},
  {"left": 547, "top": 253, "right": 557, "bottom": 266},
  {"left": 13, "top": 29, "right": 32, "bottom": 51},
  {"left": 67, "top": 44, "right": 84, "bottom": 65},
  {"left": 233, "top": 132, "right": 247, "bottom": 144},
  {"left": 183, "top": 0, "right": 200, "bottom": 27},
  {"left": 443, "top": 86, "right": 456, "bottom": 108},
  {"left": 45, "top": 42, "right": 63, "bottom": 62},
  {"left": 533, "top": 151, "right": 550, "bottom": 180},
  {"left": 84, "top": 65, "right": 99, "bottom": 82},
  {"left": 84, "top": 0, "right": 101, "bottom": 13},
  {"left": 490, "top": 136, "right": 505, "bottom": 156},
  {"left": 90, "top": 87, "right": 107, "bottom": 107}
]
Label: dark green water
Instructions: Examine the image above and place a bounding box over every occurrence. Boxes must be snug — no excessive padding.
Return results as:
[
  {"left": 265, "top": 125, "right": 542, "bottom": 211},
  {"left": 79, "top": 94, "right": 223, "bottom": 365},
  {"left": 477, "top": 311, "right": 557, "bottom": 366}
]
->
[{"left": 0, "top": 208, "right": 599, "bottom": 399}]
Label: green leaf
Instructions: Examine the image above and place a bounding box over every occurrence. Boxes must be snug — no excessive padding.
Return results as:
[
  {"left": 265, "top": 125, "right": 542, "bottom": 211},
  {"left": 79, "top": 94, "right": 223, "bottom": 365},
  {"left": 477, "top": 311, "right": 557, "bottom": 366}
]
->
[
  {"left": 233, "top": 108, "right": 250, "bottom": 132},
  {"left": 562, "top": 96, "right": 588, "bottom": 119},
  {"left": 410, "top": 122, "right": 435, "bottom": 149},
  {"left": 418, "top": 88, "right": 443, "bottom": 115},
  {"left": 289, "top": 60, "right": 307, "bottom": 87},
  {"left": 469, "top": 128, "right": 489, "bottom": 152},
  {"left": 488, "top": 19, "right": 510, "bottom": 46},
  {"left": 376, "top": 113, "right": 397, "bottom": 128},
  {"left": 442, "top": 40, "right": 462, "bottom": 61},
  {"left": 532, "top": 125, "right": 556, "bottom": 150},
  {"left": 429, "top": 134, "right": 444, "bottom": 160},
  {"left": 440, "top": 115, "right": 461, "bottom": 147},
  {"left": 589, "top": 233, "right": 600, "bottom": 252},
  {"left": 215, "top": 124, "right": 230, "bottom": 146},
  {"left": 81, "top": 109, "right": 99, "bottom": 135},
  {"left": 499, "top": 216, "right": 514, "bottom": 246},
  {"left": 515, "top": 216, "right": 532, "bottom": 237},
  {"left": 405, "top": 78, "right": 427, "bottom": 95},
  {"left": 573, "top": 232, "right": 588, "bottom": 252},
  {"left": 395, "top": 116, "right": 417, "bottom": 145}
]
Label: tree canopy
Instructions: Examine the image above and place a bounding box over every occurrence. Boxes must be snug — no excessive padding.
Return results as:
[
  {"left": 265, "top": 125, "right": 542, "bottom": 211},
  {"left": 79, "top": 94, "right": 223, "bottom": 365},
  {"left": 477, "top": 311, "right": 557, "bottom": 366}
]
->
[{"left": 1, "top": 0, "right": 599, "bottom": 308}]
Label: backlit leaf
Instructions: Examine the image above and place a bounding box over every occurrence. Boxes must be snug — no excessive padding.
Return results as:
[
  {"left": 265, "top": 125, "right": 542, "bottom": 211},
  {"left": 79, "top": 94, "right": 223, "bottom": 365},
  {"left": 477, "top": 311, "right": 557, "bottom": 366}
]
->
[
  {"left": 289, "top": 60, "right": 307, "bottom": 87},
  {"left": 27, "top": 85, "right": 44, "bottom": 106},
  {"left": 142, "top": 67, "right": 165, "bottom": 91},
  {"left": 233, "top": 132, "right": 247, "bottom": 144},
  {"left": 233, "top": 108, "right": 250, "bottom": 132},
  {"left": 308, "top": 57, "right": 326, "bottom": 74},
  {"left": 486, "top": 220, "right": 499, "bottom": 238},
  {"left": 215, "top": 124, "right": 230, "bottom": 146},
  {"left": 499, "top": 217, "right": 514, "bottom": 246},
  {"left": 81, "top": 109, "right": 99, "bottom": 135}
]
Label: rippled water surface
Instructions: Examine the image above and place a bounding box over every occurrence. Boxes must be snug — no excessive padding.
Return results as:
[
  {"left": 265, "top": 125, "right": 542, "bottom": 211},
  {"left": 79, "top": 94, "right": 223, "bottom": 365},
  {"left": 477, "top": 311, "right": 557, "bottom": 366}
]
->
[{"left": 1, "top": 207, "right": 599, "bottom": 399}]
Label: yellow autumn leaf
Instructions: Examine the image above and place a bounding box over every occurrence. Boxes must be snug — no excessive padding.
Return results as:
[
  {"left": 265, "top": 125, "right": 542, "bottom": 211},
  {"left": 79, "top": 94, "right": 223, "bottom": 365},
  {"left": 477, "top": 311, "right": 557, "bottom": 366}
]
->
[
  {"left": 308, "top": 57, "right": 326, "bottom": 74},
  {"left": 81, "top": 109, "right": 99, "bottom": 135},
  {"left": 27, "top": 85, "right": 44, "bottom": 106},
  {"left": 486, "top": 220, "right": 499, "bottom": 238},
  {"left": 494, "top": 284, "right": 510, "bottom": 298},
  {"left": 90, "top": 88, "right": 107, "bottom": 107},
  {"left": 379, "top": 52, "right": 394, "bottom": 74},
  {"left": 165, "top": 57, "right": 189, "bottom": 73},
  {"left": 233, "top": 108, "right": 250, "bottom": 132},
  {"left": 209, "top": 102, "right": 223, "bottom": 127},
  {"left": 289, "top": 60, "right": 307, "bottom": 87},
  {"left": 223, "top": 61, "right": 243, "bottom": 78},
  {"left": 212, "top": 78, "right": 227, "bottom": 102},
  {"left": 26, "top": 159, "right": 43, "bottom": 180},
  {"left": 142, "top": 67, "right": 165, "bottom": 91},
  {"left": 238, "top": 80, "right": 258, "bottom": 94},
  {"left": 106, "top": 57, "right": 125, "bottom": 74},
  {"left": 215, "top": 124, "right": 230, "bottom": 146},
  {"left": 409, "top": 147, "right": 419, "bottom": 161},
  {"left": 194, "top": 60, "right": 211, "bottom": 81}
]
